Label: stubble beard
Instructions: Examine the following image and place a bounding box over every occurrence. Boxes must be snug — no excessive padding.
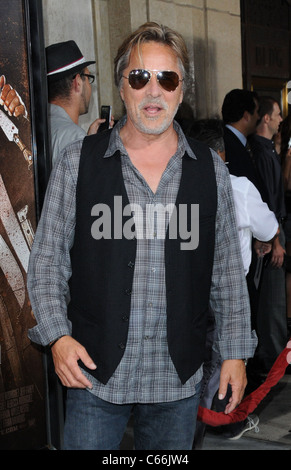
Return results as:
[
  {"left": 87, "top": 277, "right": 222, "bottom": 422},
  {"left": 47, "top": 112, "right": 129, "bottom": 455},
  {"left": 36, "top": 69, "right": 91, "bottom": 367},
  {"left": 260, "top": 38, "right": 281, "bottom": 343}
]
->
[{"left": 124, "top": 97, "right": 180, "bottom": 135}]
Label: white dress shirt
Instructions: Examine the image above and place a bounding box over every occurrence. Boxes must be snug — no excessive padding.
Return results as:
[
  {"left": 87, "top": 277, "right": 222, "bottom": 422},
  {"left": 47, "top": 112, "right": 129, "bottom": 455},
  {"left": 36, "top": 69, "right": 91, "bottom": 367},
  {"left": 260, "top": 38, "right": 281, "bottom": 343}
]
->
[{"left": 230, "top": 174, "right": 278, "bottom": 275}]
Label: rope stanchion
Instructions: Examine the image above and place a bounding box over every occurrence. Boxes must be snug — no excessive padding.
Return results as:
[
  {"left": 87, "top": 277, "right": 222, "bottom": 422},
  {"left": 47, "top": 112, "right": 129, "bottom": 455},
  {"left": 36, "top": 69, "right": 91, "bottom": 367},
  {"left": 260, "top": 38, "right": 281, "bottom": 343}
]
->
[{"left": 197, "top": 339, "right": 291, "bottom": 426}]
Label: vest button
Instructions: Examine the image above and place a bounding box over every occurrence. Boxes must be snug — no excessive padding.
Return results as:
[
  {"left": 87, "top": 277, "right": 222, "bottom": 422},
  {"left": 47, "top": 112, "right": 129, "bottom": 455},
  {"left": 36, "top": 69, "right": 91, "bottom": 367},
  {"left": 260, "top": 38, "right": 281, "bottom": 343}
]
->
[
  {"left": 119, "top": 342, "right": 125, "bottom": 349},
  {"left": 124, "top": 288, "right": 132, "bottom": 295},
  {"left": 122, "top": 315, "right": 129, "bottom": 322},
  {"left": 128, "top": 261, "right": 135, "bottom": 268}
]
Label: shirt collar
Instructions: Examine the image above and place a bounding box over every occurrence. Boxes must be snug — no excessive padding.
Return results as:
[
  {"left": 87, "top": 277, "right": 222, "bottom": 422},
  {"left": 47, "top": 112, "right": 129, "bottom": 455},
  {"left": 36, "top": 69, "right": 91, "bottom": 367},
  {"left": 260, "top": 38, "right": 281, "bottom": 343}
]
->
[
  {"left": 253, "top": 134, "right": 274, "bottom": 148},
  {"left": 226, "top": 124, "right": 247, "bottom": 147},
  {"left": 104, "top": 115, "right": 196, "bottom": 160},
  {"left": 49, "top": 103, "right": 73, "bottom": 121}
]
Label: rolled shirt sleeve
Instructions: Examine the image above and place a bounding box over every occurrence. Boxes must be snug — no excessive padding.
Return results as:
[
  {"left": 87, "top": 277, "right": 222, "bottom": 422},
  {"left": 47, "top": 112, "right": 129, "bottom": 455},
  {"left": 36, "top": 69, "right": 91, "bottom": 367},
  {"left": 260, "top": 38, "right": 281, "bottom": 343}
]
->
[{"left": 27, "top": 140, "right": 82, "bottom": 345}]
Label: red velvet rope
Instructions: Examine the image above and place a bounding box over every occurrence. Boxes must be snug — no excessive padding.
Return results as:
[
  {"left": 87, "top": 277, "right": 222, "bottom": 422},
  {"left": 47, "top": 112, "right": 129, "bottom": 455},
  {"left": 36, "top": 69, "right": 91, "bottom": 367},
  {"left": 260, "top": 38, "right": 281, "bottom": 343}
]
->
[{"left": 197, "top": 339, "right": 291, "bottom": 426}]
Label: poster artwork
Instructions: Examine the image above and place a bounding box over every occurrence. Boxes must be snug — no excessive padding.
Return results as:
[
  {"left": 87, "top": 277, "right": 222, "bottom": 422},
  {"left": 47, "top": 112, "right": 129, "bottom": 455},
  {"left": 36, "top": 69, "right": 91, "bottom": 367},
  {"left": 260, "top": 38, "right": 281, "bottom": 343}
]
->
[{"left": 0, "top": 0, "right": 46, "bottom": 449}]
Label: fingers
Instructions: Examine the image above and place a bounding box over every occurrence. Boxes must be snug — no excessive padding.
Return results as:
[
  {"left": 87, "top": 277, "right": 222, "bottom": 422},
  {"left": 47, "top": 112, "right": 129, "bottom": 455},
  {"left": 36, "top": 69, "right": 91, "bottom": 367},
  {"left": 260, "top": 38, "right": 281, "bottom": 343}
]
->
[
  {"left": 0, "top": 75, "right": 6, "bottom": 89},
  {"left": 87, "top": 118, "right": 105, "bottom": 135},
  {"left": 270, "top": 241, "right": 286, "bottom": 269},
  {"left": 255, "top": 242, "right": 271, "bottom": 257},
  {"left": 218, "top": 381, "right": 227, "bottom": 402},
  {"left": 0, "top": 83, "right": 27, "bottom": 117},
  {"left": 223, "top": 389, "right": 242, "bottom": 414},
  {"left": 218, "top": 359, "right": 247, "bottom": 414},
  {"left": 87, "top": 115, "right": 115, "bottom": 135},
  {"left": 271, "top": 254, "right": 284, "bottom": 268},
  {"left": 55, "top": 360, "right": 92, "bottom": 389},
  {"left": 51, "top": 336, "right": 97, "bottom": 389},
  {"left": 0, "top": 85, "right": 15, "bottom": 111}
]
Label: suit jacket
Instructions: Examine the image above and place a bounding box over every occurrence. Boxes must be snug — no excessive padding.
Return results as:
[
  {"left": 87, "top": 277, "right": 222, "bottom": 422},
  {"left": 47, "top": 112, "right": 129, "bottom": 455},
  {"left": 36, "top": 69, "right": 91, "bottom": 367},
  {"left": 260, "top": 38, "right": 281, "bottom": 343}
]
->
[{"left": 224, "top": 126, "right": 266, "bottom": 199}]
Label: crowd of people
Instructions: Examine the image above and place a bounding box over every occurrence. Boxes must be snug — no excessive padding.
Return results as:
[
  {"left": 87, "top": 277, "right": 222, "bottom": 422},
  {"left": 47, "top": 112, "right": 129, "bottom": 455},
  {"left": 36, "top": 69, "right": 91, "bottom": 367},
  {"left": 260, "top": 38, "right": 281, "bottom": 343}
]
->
[
  {"left": 26, "top": 22, "right": 291, "bottom": 450},
  {"left": 180, "top": 91, "right": 291, "bottom": 377}
]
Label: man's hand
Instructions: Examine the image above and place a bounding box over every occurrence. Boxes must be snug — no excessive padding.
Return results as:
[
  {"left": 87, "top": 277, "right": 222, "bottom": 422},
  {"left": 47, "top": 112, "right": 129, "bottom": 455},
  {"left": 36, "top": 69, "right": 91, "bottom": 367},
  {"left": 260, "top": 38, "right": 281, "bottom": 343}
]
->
[
  {"left": 0, "top": 75, "right": 27, "bottom": 118},
  {"left": 218, "top": 359, "right": 247, "bottom": 414},
  {"left": 87, "top": 115, "right": 115, "bottom": 135},
  {"left": 254, "top": 239, "right": 272, "bottom": 258},
  {"left": 271, "top": 238, "right": 285, "bottom": 269},
  {"left": 51, "top": 335, "right": 97, "bottom": 389}
]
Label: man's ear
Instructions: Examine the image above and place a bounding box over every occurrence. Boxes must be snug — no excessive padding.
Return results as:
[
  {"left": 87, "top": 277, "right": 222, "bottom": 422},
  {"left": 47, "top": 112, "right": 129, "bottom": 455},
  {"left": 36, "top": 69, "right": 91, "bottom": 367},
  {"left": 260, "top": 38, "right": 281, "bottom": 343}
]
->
[
  {"left": 73, "top": 74, "right": 82, "bottom": 92},
  {"left": 264, "top": 113, "right": 271, "bottom": 124},
  {"left": 243, "top": 110, "right": 251, "bottom": 122}
]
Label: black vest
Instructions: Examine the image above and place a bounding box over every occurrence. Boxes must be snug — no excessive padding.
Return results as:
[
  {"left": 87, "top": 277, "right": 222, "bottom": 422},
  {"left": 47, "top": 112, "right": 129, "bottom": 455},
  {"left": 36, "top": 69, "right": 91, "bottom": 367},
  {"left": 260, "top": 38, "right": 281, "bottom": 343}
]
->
[{"left": 68, "top": 130, "right": 217, "bottom": 385}]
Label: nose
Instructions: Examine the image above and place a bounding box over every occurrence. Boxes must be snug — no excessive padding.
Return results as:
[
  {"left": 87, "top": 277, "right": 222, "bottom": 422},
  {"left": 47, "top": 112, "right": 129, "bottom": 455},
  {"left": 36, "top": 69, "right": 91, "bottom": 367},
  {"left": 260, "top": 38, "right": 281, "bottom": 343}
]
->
[{"left": 146, "top": 73, "right": 162, "bottom": 96}]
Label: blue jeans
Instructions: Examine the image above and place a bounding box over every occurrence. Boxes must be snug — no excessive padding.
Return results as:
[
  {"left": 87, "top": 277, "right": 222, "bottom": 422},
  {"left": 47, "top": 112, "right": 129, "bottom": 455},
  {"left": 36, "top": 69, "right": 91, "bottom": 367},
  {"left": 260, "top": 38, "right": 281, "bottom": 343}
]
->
[{"left": 63, "top": 383, "right": 201, "bottom": 450}]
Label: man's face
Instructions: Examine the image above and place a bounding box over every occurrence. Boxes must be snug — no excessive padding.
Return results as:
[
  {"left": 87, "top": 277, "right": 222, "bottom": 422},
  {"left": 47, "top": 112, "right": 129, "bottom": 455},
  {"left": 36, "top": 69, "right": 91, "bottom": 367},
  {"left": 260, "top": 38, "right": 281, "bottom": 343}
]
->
[
  {"left": 268, "top": 102, "right": 282, "bottom": 137},
  {"left": 120, "top": 42, "right": 184, "bottom": 135},
  {"left": 248, "top": 99, "right": 259, "bottom": 135},
  {"left": 80, "top": 67, "right": 92, "bottom": 115}
]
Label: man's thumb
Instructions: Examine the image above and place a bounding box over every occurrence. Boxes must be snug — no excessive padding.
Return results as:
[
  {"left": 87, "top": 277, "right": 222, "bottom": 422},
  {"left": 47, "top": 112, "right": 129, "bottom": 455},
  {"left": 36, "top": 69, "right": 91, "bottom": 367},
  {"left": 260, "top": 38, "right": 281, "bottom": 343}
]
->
[{"left": 79, "top": 348, "right": 97, "bottom": 370}]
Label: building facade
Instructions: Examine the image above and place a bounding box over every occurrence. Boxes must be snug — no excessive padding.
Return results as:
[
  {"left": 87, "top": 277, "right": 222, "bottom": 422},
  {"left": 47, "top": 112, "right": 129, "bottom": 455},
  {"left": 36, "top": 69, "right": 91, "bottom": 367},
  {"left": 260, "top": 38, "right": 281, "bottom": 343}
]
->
[{"left": 42, "top": 0, "right": 290, "bottom": 130}]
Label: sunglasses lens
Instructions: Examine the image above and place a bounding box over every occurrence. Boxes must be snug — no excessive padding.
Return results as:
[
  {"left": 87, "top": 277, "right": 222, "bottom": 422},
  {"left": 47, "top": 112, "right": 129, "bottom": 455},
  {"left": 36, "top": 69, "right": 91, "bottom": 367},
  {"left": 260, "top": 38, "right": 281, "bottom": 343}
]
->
[
  {"left": 128, "top": 70, "right": 150, "bottom": 89},
  {"left": 157, "top": 71, "right": 179, "bottom": 92},
  {"left": 127, "top": 70, "right": 181, "bottom": 91}
]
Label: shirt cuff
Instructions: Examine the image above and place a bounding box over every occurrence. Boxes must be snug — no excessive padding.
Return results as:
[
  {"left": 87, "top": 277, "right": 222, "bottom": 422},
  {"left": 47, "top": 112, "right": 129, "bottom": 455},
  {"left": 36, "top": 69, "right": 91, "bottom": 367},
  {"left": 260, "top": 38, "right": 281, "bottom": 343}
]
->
[
  {"left": 214, "top": 329, "right": 258, "bottom": 361},
  {"left": 28, "top": 319, "right": 72, "bottom": 347}
]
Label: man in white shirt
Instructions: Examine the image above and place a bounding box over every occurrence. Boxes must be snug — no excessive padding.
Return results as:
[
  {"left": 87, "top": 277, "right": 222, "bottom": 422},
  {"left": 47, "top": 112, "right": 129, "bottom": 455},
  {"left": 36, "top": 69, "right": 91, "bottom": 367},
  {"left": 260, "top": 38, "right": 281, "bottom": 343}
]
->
[
  {"left": 187, "top": 119, "right": 278, "bottom": 273},
  {"left": 230, "top": 174, "right": 278, "bottom": 275}
]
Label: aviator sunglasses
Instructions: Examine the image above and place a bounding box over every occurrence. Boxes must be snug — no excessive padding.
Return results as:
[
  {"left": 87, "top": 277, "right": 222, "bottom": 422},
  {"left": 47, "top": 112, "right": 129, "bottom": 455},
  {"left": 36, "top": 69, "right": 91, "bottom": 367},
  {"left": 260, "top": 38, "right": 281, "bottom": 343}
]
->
[{"left": 123, "top": 69, "right": 183, "bottom": 92}]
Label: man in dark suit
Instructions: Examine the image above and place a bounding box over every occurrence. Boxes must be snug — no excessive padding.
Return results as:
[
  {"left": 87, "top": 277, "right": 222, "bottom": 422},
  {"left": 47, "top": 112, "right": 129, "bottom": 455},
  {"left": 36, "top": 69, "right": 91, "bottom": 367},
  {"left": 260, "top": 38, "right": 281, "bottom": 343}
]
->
[
  {"left": 221, "top": 89, "right": 267, "bottom": 384},
  {"left": 222, "top": 89, "right": 265, "bottom": 197},
  {"left": 249, "top": 96, "right": 287, "bottom": 372}
]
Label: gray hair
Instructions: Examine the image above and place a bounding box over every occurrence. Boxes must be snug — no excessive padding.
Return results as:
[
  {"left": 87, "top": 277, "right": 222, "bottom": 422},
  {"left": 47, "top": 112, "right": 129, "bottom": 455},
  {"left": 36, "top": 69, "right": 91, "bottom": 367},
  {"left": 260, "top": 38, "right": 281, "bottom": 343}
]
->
[{"left": 114, "top": 22, "right": 189, "bottom": 92}]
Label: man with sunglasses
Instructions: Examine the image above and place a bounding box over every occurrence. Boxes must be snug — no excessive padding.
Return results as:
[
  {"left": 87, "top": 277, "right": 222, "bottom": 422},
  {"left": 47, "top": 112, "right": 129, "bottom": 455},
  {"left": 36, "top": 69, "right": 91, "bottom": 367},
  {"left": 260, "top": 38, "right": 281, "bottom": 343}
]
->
[
  {"left": 46, "top": 40, "right": 112, "bottom": 165},
  {"left": 28, "top": 23, "right": 257, "bottom": 450}
]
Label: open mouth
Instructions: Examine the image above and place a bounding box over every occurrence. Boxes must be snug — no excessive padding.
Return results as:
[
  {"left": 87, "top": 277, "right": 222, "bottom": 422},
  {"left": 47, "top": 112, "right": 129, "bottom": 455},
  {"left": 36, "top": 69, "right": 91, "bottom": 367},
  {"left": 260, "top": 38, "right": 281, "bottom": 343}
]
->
[{"left": 143, "top": 104, "right": 163, "bottom": 115}]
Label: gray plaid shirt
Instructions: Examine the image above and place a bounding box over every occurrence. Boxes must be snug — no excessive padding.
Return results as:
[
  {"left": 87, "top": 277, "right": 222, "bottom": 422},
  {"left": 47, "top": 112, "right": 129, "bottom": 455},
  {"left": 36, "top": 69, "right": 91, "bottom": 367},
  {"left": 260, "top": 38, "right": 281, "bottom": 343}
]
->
[{"left": 28, "top": 117, "right": 257, "bottom": 404}]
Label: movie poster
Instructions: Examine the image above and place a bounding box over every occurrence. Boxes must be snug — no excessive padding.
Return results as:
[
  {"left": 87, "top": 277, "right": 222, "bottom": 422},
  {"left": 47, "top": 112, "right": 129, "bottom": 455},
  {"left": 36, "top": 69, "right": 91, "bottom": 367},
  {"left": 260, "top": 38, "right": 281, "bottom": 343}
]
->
[{"left": 0, "top": 0, "right": 47, "bottom": 449}]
